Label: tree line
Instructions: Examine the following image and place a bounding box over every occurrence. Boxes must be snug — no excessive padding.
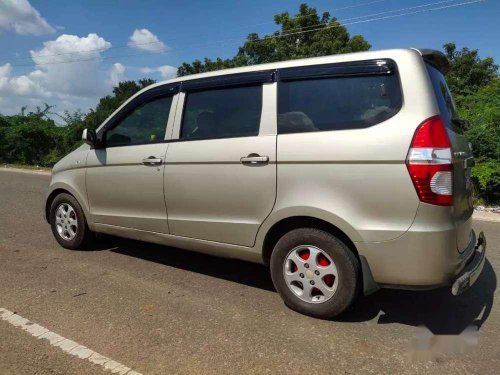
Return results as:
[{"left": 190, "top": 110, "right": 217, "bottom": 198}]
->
[{"left": 0, "top": 4, "right": 498, "bottom": 203}]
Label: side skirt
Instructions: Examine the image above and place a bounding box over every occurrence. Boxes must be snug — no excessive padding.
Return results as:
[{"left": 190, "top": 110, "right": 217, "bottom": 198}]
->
[{"left": 93, "top": 223, "right": 263, "bottom": 264}]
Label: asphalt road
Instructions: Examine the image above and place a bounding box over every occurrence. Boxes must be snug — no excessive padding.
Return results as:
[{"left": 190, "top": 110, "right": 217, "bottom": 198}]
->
[{"left": 0, "top": 169, "right": 498, "bottom": 374}]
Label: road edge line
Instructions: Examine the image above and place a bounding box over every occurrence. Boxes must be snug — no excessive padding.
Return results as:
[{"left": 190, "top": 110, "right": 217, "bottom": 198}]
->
[{"left": 0, "top": 307, "right": 142, "bottom": 375}]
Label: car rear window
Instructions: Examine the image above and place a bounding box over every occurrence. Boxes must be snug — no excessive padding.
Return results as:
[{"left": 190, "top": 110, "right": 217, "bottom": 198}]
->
[
  {"left": 426, "top": 63, "right": 459, "bottom": 131},
  {"left": 278, "top": 70, "right": 402, "bottom": 134}
]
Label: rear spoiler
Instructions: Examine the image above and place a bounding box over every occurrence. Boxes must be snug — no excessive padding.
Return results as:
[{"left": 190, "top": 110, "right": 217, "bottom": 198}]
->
[{"left": 412, "top": 48, "right": 450, "bottom": 74}]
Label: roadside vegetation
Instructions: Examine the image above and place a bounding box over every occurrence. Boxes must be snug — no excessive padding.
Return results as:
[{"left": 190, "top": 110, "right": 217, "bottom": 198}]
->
[{"left": 0, "top": 4, "right": 498, "bottom": 204}]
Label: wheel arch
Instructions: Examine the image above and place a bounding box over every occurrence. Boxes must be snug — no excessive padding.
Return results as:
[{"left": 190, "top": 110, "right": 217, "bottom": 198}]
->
[
  {"left": 45, "top": 188, "right": 73, "bottom": 222},
  {"left": 261, "top": 216, "right": 359, "bottom": 266},
  {"left": 45, "top": 183, "right": 90, "bottom": 226}
]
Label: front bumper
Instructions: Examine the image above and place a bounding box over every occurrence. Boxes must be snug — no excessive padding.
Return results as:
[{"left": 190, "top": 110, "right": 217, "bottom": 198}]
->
[{"left": 451, "top": 231, "right": 486, "bottom": 296}]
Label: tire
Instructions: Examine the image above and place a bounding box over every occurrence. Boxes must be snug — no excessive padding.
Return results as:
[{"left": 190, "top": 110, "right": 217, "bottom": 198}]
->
[
  {"left": 49, "top": 193, "right": 93, "bottom": 250},
  {"left": 270, "top": 228, "right": 360, "bottom": 319}
]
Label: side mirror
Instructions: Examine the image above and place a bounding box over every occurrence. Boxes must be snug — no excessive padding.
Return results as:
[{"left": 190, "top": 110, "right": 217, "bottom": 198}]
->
[{"left": 82, "top": 128, "right": 97, "bottom": 146}]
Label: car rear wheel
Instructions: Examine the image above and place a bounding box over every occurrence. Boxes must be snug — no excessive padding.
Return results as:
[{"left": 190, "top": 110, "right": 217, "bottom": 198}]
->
[
  {"left": 270, "top": 228, "right": 360, "bottom": 319},
  {"left": 49, "top": 193, "right": 93, "bottom": 250}
]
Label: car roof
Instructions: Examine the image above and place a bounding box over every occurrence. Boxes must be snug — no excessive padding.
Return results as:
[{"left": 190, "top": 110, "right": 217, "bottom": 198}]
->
[{"left": 149, "top": 48, "right": 430, "bottom": 88}]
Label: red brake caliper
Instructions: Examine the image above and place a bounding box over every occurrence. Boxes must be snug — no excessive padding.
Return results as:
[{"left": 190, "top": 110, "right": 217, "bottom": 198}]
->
[{"left": 317, "top": 254, "right": 333, "bottom": 287}]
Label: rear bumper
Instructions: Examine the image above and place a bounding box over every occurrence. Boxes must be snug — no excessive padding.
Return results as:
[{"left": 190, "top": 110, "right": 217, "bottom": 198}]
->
[
  {"left": 451, "top": 231, "right": 486, "bottom": 295},
  {"left": 356, "top": 202, "right": 480, "bottom": 288},
  {"left": 358, "top": 220, "right": 487, "bottom": 293}
]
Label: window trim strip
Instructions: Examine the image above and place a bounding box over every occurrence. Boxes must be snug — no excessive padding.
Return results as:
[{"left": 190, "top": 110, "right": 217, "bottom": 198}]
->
[
  {"left": 181, "top": 71, "right": 275, "bottom": 92},
  {"left": 97, "top": 85, "right": 179, "bottom": 148},
  {"left": 278, "top": 59, "right": 396, "bottom": 81},
  {"left": 101, "top": 84, "right": 180, "bottom": 134}
]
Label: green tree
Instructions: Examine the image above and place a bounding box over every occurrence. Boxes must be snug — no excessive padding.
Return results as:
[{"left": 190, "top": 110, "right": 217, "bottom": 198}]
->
[
  {"left": 0, "top": 112, "right": 64, "bottom": 166},
  {"left": 444, "top": 42, "right": 498, "bottom": 99},
  {"left": 177, "top": 3, "right": 370, "bottom": 76},
  {"left": 457, "top": 78, "right": 500, "bottom": 161},
  {"left": 177, "top": 57, "right": 244, "bottom": 77},
  {"left": 455, "top": 78, "right": 500, "bottom": 204},
  {"left": 443, "top": 43, "right": 499, "bottom": 204}
]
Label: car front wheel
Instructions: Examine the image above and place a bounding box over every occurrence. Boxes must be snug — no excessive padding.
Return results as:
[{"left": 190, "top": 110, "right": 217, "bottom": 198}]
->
[{"left": 49, "top": 193, "right": 93, "bottom": 250}]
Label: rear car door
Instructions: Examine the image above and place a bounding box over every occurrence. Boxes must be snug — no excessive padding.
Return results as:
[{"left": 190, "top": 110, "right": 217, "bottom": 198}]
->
[
  {"left": 86, "top": 86, "right": 178, "bottom": 233},
  {"left": 164, "top": 74, "right": 277, "bottom": 246},
  {"left": 426, "top": 64, "right": 474, "bottom": 251}
]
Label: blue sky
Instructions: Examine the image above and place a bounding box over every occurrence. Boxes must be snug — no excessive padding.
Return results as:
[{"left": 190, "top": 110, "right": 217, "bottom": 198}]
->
[{"left": 0, "top": 0, "right": 498, "bottom": 116}]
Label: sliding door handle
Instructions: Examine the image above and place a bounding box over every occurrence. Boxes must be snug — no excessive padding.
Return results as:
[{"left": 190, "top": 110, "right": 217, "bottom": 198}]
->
[
  {"left": 142, "top": 156, "right": 163, "bottom": 166},
  {"left": 240, "top": 154, "right": 269, "bottom": 165}
]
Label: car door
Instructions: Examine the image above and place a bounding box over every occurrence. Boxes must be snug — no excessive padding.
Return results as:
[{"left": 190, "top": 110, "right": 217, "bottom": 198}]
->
[
  {"left": 86, "top": 86, "right": 178, "bottom": 233},
  {"left": 164, "top": 75, "right": 277, "bottom": 246}
]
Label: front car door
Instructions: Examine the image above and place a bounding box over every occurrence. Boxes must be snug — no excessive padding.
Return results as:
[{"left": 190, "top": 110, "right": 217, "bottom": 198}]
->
[
  {"left": 164, "top": 74, "right": 277, "bottom": 246},
  {"left": 86, "top": 86, "right": 178, "bottom": 233}
]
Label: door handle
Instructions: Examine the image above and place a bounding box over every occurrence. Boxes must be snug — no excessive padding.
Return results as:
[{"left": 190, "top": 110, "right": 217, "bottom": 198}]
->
[
  {"left": 142, "top": 156, "right": 163, "bottom": 166},
  {"left": 240, "top": 154, "right": 269, "bottom": 165}
]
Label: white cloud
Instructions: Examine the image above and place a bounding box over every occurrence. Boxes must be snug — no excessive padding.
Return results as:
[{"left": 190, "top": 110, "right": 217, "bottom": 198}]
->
[
  {"left": 109, "top": 63, "right": 126, "bottom": 87},
  {"left": 139, "top": 67, "right": 155, "bottom": 74},
  {"left": 157, "top": 65, "right": 177, "bottom": 79},
  {"left": 29, "top": 33, "right": 112, "bottom": 97},
  {"left": 0, "top": 0, "right": 55, "bottom": 35},
  {"left": 140, "top": 65, "right": 177, "bottom": 80},
  {"left": 31, "top": 33, "right": 111, "bottom": 64},
  {"left": 0, "top": 31, "right": 177, "bottom": 117},
  {"left": 128, "top": 29, "right": 167, "bottom": 53},
  {"left": 0, "top": 63, "right": 49, "bottom": 98},
  {"left": 0, "top": 33, "right": 115, "bottom": 116}
]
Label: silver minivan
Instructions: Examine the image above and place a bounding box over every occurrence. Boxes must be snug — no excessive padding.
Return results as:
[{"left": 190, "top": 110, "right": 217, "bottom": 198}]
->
[{"left": 46, "top": 48, "right": 486, "bottom": 318}]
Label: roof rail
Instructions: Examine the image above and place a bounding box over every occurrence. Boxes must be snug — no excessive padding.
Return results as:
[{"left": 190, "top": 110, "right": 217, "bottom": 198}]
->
[{"left": 412, "top": 48, "right": 450, "bottom": 74}]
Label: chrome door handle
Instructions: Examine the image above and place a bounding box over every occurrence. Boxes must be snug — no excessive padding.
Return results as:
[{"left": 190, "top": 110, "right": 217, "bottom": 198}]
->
[
  {"left": 142, "top": 156, "right": 163, "bottom": 166},
  {"left": 240, "top": 154, "right": 269, "bottom": 165}
]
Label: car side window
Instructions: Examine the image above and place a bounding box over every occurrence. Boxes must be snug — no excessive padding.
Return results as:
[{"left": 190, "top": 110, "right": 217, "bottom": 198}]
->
[
  {"left": 105, "top": 96, "right": 173, "bottom": 147},
  {"left": 180, "top": 85, "right": 262, "bottom": 140},
  {"left": 426, "top": 64, "right": 457, "bottom": 130},
  {"left": 278, "top": 73, "right": 402, "bottom": 134}
]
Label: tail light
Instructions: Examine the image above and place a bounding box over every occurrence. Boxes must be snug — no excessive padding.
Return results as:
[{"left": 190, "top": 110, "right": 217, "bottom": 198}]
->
[{"left": 406, "top": 116, "right": 453, "bottom": 206}]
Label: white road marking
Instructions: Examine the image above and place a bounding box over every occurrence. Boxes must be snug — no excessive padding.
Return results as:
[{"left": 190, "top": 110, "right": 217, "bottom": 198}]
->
[{"left": 0, "top": 307, "right": 142, "bottom": 375}]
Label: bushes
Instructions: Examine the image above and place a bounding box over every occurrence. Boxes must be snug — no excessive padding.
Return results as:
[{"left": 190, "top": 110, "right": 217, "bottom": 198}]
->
[
  {"left": 0, "top": 114, "right": 66, "bottom": 167},
  {"left": 455, "top": 79, "right": 500, "bottom": 204},
  {"left": 0, "top": 80, "right": 155, "bottom": 168},
  {"left": 471, "top": 160, "right": 500, "bottom": 205},
  {"left": 443, "top": 43, "right": 499, "bottom": 205}
]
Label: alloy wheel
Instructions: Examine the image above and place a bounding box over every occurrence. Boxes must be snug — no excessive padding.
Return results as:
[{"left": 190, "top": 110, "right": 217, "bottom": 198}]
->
[
  {"left": 55, "top": 203, "right": 78, "bottom": 241},
  {"left": 283, "top": 245, "right": 339, "bottom": 303}
]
